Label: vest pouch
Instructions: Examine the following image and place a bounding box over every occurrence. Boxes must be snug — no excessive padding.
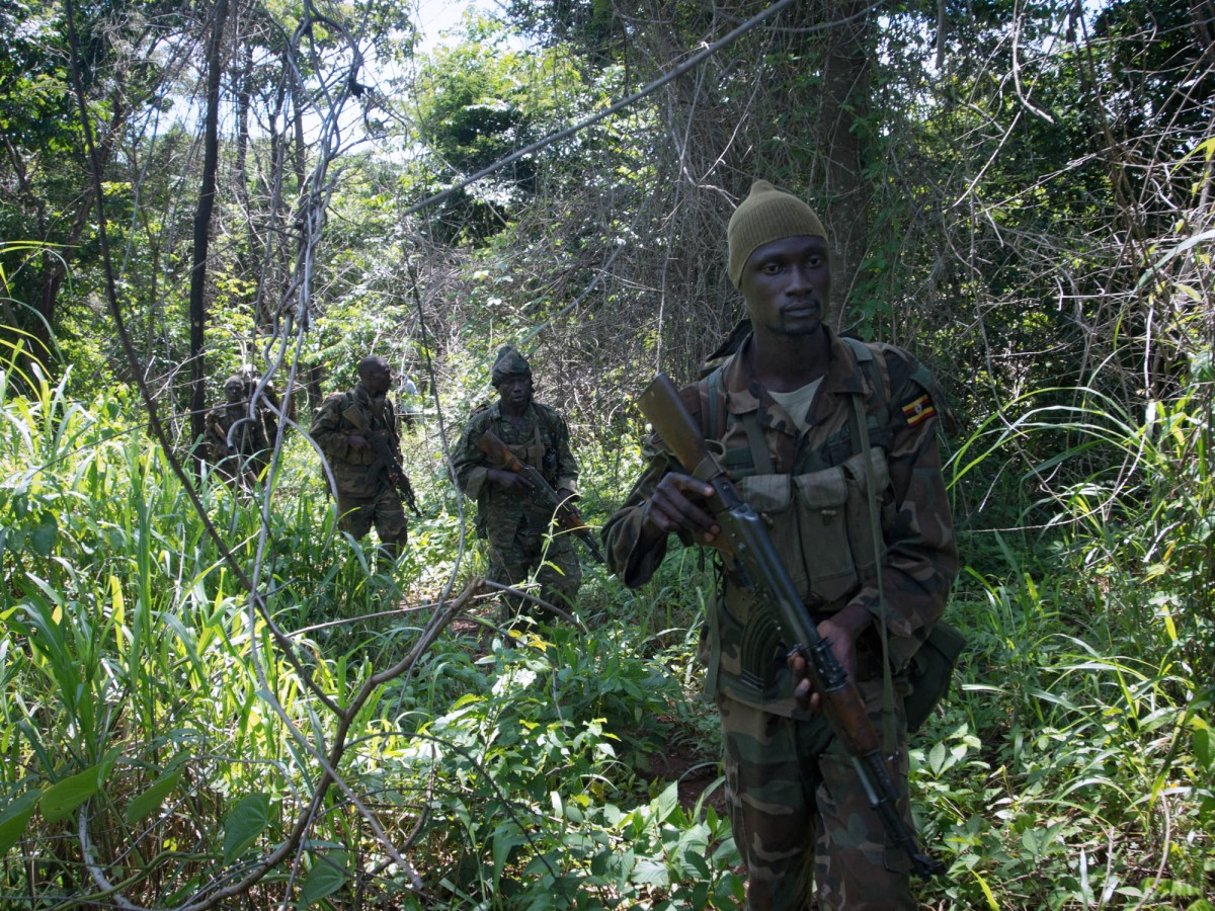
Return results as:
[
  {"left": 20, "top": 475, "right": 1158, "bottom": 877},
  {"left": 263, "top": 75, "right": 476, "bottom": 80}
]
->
[
  {"left": 841, "top": 446, "right": 892, "bottom": 584},
  {"left": 791, "top": 467, "right": 859, "bottom": 604},
  {"left": 904, "top": 621, "right": 967, "bottom": 732},
  {"left": 734, "top": 474, "right": 801, "bottom": 607}
]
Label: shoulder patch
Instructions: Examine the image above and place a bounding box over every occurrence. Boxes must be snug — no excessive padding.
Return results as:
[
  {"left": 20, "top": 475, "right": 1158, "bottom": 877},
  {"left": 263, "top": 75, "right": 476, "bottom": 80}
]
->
[{"left": 901, "top": 392, "right": 937, "bottom": 427}]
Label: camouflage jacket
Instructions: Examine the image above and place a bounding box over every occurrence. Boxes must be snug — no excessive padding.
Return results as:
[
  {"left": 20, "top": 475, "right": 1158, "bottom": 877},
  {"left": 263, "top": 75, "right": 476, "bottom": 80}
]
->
[
  {"left": 310, "top": 384, "right": 401, "bottom": 498},
  {"left": 603, "top": 327, "right": 958, "bottom": 717},
  {"left": 452, "top": 400, "right": 579, "bottom": 543}
]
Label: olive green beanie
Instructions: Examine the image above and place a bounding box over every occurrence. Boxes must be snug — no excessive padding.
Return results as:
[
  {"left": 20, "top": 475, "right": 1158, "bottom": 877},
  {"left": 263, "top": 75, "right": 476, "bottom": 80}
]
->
[
  {"left": 491, "top": 345, "right": 531, "bottom": 386},
  {"left": 726, "top": 180, "right": 827, "bottom": 287}
]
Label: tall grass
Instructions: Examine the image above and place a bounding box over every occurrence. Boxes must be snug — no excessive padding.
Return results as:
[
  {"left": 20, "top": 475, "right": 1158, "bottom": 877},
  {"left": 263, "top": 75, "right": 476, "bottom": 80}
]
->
[
  {"left": 4, "top": 332, "right": 1213, "bottom": 908},
  {"left": 931, "top": 358, "right": 1215, "bottom": 909},
  {"left": 0, "top": 364, "right": 744, "bottom": 909}
]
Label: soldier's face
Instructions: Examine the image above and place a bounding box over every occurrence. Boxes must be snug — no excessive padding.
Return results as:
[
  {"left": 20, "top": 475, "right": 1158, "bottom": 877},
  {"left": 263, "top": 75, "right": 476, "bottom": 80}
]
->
[
  {"left": 362, "top": 363, "right": 391, "bottom": 396},
  {"left": 497, "top": 375, "right": 532, "bottom": 410},
  {"left": 739, "top": 235, "right": 831, "bottom": 340}
]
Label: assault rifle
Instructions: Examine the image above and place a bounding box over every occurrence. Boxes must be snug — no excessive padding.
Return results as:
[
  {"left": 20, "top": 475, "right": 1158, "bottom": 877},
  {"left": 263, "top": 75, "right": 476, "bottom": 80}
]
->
[
  {"left": 368, "top": 431, "right": 421, "bottom": 517},
  {"left": 476, "top": 429, "right": 605, "bottom": 565},
  {"left": 638, "top": 373, "right": 945, "bottom": 879}
]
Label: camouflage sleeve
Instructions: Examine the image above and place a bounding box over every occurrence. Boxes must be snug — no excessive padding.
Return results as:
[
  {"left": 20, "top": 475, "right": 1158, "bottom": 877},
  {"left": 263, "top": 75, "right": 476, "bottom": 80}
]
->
[
  {"left": 854, "top": 350, "right": 959, "bottom": 670},
  {"left": 310, "top": 394, "right": 352, "bottom": 460},
  {"left": 601, "top": 450, "right": 675, "bottom": 588},
  {"left": 552, "top": 412, "right": 580, "bottom": 494},
  {"left": 385, "top": 395, "right": 403, "bottom": 457},
  {"left": 603, "top": 383, "right": 705, "bottom": 587},
  {"left": 450, "top": 412, "right": 490, "bottom": 499}
]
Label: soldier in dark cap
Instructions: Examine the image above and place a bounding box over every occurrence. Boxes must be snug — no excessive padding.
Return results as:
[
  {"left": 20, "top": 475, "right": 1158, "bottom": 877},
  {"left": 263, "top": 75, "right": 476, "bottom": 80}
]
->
[
  {"left": 311, "top": 355, "right": 408, "bottom": 562},
  {"left": 204, "top": 372, "right": 278, "bottom": 486},
  {"left": 603, "top": 180, "right": 959, "bottom": 910},
  {"left": 452, "top": 346, "right": 583, "bottom": 622}
]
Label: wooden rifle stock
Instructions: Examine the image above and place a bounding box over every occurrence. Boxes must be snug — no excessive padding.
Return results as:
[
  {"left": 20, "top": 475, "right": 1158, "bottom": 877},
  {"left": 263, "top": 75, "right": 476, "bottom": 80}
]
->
[
  {"left": 638, "top": 373, "right": 944, "bottom": 879},
  {"left": 476, "top": 430, "right": 605, "bottom": 564}
]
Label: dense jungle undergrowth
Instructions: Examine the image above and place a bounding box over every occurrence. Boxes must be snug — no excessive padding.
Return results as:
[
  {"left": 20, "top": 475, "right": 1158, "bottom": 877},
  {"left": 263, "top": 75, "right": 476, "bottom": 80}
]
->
[
  {"left": 2, "top": 0, "right": 1214, "bottom": 906},
  {"left": 0, "top": 341, "right": 1211, "bottom": 910}
]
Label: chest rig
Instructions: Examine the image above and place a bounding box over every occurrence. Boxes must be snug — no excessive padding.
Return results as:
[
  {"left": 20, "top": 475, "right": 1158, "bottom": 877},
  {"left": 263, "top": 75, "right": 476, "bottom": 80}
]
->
[
  {"left": 476, "top": 406, "right": 561, "bottom": 542},
  {"left": 339, "top": 391, "right": 394, "bottom": 466},
  {"left": 699, "top": 338, "right": 895, "bottom": 710}
]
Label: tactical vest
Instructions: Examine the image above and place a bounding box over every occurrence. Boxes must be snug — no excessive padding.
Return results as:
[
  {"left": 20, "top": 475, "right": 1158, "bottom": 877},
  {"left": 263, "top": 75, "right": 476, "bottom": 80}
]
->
[
  {"left": 474, "top": 404, "right": 563, "bottom": 540},
  {"left": 699, "top": 337, "right": 895, "bottom": 709},
  {"left": 502, "top": 420, "right": 551, "bottom": 481}
]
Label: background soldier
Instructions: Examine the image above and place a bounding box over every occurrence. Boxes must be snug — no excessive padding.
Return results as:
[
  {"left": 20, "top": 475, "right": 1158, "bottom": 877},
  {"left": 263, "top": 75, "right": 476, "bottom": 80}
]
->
[
  {"left": 603, "top": 181, "right": 959, "bottom": 910},
  {"left": 204, "top": 372, "right": 277, "bottom": 486},
  {"left": 311, "top": 355, "right": 409, "bottom": 562},
  {"left": 452, "top": 346, "right": 583, "bottom": 622}
]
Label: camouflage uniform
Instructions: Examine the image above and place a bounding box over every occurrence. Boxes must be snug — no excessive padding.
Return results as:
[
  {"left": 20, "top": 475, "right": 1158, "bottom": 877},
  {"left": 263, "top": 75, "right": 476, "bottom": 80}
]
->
[
  {"left": 311, "top": 382, "right": 407, "bottom": 552},
  {"left": 603, "top": 326, "right": 958, "bottom": 910},
  {"left": 204, "top": 375, "right": 277, "bottom": 484},
  {"left": 452, "top": 397, "right": 582, "bottom": 616}
]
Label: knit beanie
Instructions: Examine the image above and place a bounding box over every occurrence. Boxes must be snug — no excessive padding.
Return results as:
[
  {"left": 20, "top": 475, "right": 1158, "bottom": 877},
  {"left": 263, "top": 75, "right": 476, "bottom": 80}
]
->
[
  {"left": 726, "top": 180, "right": 827, "bottom": 287},
  {"left": 491, "top": 345, "right": 531, "bottom": 386}
]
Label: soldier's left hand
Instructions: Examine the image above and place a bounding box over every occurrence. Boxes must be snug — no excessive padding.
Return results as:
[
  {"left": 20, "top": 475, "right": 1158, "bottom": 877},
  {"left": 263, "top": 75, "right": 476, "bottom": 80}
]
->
[{"left": 789, "top": 603, "right": 870, "bottom": 713}]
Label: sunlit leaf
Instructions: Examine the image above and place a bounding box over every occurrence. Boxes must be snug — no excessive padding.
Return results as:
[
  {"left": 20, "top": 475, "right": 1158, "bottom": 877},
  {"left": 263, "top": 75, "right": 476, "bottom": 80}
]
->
[{"left": 124, "top": 761, "right": 185, "bottom": 825}]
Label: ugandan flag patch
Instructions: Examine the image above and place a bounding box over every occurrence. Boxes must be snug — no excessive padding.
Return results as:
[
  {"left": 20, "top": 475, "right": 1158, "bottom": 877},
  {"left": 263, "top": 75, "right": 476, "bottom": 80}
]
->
[{"left": 902, "top": 393, "right": 936, "bottom": 426}]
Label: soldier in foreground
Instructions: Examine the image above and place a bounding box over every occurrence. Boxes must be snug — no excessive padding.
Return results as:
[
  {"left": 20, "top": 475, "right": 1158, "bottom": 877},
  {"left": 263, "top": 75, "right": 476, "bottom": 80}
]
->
[
  {"left": 452, "top": 346, "right": 587, "bottom": 622},
  {"left": 311, "top": 355, "right": 410, "bottom": 562},
  {"left": 204, "top": 372, "right": 278, "bottom": 486},
  {"left": 603, "top": 181, "right": 959, "bottom": 910}
]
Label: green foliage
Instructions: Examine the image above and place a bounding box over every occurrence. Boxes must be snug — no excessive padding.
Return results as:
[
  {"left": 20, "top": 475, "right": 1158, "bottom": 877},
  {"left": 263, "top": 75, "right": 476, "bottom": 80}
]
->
[
  {"left": 4, "top": 1, "right": 1215, "bottom": 907},
  {"left": 407, "top": 15, "right": 597, "bottom": 245},
  {"left": 0, "top": 361, "right": 738, "bottom": 908}
]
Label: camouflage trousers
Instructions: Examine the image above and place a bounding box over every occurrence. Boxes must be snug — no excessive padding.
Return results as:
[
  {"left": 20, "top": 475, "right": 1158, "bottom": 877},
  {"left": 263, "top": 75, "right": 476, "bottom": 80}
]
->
[
  {"left": 336, "top": 487, "right": 407, "bottom": 555},
  {"left": 718, "top": 674, "right": 915, "bottom": 911},
  {"left": 486, "top": 528, "right": 581, "bottom": 620}
]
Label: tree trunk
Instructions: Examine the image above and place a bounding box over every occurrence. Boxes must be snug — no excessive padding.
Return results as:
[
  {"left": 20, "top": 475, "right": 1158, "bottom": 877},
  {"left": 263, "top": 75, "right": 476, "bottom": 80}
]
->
[
  {"left": 189, "top": 0, "right": 230, "bottom": 474},
  {"left": 818, "top": 0, "right": 874, "bottom": 329}
]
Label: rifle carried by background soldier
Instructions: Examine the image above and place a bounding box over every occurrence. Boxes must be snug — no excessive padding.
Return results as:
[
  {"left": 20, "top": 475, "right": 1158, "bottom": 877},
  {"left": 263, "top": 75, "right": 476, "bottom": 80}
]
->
[
  {"left": 477, "top": 429, "right": 605, "bottom": 564},
  {"left": 639, "top": 373, "right": 944, "bottom": 879},
  {"left": 368, "top": 430, "right": 421, "bottom": 517}
]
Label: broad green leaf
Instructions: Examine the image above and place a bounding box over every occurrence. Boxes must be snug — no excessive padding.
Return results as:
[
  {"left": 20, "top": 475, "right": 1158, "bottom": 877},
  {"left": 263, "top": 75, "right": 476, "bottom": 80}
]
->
[
  {"left": 1193, "top": 727, "right": 1213, "bottom": 770},
  {"left": 297, "top": 851, "right": 348, "bottom": 907},
  {"left": 631, "top": 857, "right": 669, "bottom": 886},
  {"left": 649, "top": 781, "right": 678, "bottom": 824},
  {"left": 0, "top": 792, "right": 39, "bottom": 853},
  {"left": 491, "top": 824, "right": 524, "bottom": 887},
  {"left": 29, "top": 513, "right": 57, "bottom": 556},
  {"left": 124, "top": 764, "right": 184, "bottom": 825},
  {"left": 41, "top": 764, "right": 103, "bottom": 823},
  {"left": 222, "top": 793, "right": 270, "bottom": 864},
  {"left": 928, "top": 742, "right": 947, "bottom": 776}
]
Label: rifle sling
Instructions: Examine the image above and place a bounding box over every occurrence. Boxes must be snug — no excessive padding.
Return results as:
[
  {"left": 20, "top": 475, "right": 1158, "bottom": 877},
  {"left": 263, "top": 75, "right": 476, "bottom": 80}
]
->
[{"left": 850, "top": 387, "right": 897, "bottom": 756}]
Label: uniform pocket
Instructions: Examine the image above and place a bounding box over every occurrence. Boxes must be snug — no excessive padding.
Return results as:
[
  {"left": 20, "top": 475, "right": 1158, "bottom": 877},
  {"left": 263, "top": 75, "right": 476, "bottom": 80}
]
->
[
  {"left": 791, "top": 467, "right": 858, "bottom": 603},
  {"left": 737, "top": 469, "right": 859, "bottom": 605}
]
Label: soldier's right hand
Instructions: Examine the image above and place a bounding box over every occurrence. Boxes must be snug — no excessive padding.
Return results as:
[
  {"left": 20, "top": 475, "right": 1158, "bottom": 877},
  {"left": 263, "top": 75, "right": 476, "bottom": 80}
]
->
[
  {"left": 347, "top": 432, "right": 369, "bottom": 450},
  {"left": 642, "top": 472, "right": 720, "bottom": 544}
]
